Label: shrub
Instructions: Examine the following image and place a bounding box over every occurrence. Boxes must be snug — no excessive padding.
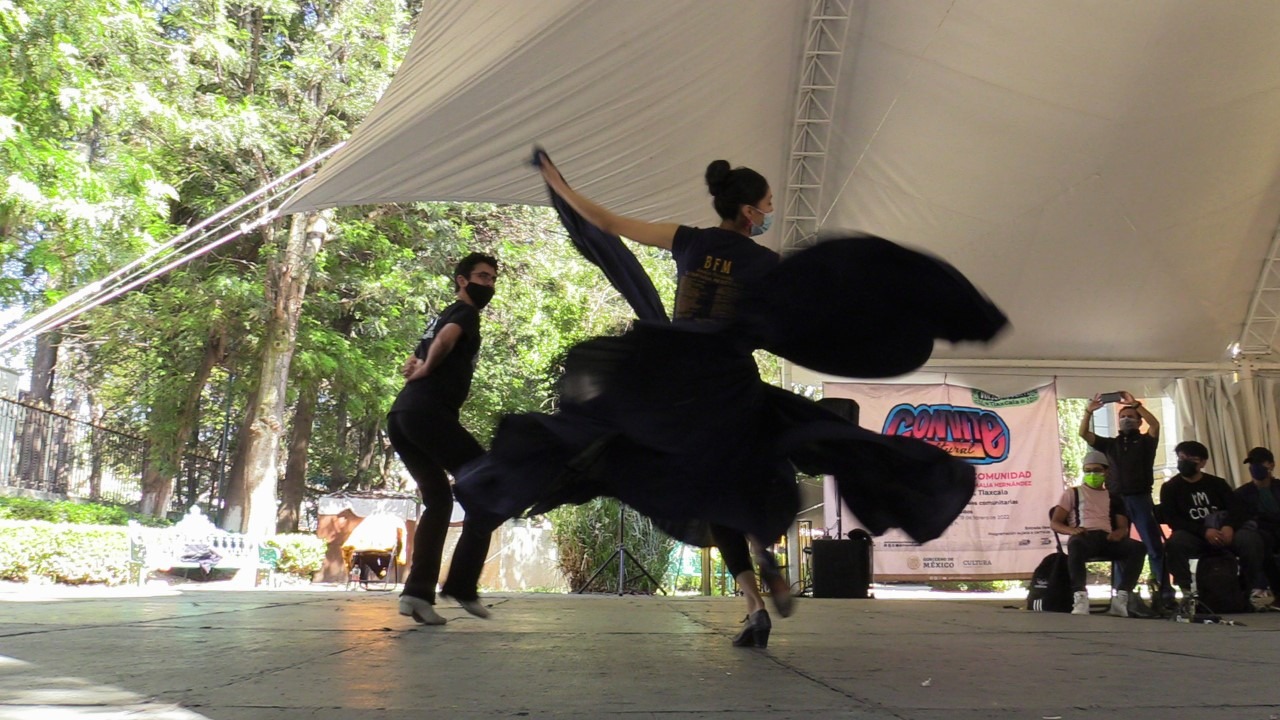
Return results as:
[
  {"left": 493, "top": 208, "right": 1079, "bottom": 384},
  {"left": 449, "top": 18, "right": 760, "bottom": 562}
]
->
[
  {"left": 266, "top": 533, "right": 327, "bottom": 579},
  {"left": 548, "top": 498, "right": 675, "bottom": 593},
  {"left": 0, "top": 495, "right": 170, "bottom": 527},
  {"left": 0, "top": 519, "right": 131, "bottom": 585}
]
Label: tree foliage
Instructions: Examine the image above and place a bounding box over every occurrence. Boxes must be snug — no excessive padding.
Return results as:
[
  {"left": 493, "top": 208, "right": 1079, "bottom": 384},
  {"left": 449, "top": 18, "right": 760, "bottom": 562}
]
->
[{"left": 0, "top": 0, "right": 690, "bottom": 533}]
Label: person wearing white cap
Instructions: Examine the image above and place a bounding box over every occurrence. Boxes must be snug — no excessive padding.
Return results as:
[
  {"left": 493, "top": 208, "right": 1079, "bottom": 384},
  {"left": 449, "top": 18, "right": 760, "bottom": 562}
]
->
[{"left": 1050, "top": 450, "right": 1147, "bottom": 616}]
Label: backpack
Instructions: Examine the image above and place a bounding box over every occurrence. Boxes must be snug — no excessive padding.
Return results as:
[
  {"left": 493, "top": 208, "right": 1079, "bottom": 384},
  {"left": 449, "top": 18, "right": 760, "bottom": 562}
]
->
[
  {"left": 1195, "top": 553, "right": 1250, "bottom": 614},
  {"left": 1027, "top": 550, "right": 1072, "bottom": 612},
  {"left": 1027, "top": 490, "right": 1076, "bottom": 612}
]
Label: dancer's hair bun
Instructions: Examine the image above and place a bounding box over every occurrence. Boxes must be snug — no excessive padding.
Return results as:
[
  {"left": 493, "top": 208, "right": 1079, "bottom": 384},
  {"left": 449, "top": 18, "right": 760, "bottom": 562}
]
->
[{"left": 705, "top": 160, "right": 731, "bottom": 197}]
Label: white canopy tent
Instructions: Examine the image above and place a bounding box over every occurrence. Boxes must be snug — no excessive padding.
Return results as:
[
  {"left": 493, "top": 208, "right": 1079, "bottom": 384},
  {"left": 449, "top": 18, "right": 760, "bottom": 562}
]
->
[{"left": 281, "top": 0, "right": 1280, "bottom": 475}]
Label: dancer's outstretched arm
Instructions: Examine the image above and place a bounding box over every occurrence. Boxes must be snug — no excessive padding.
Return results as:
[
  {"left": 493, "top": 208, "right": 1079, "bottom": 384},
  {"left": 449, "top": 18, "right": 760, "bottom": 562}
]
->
[{"left": 537, "top": 152, "right": 679, "bottom": 249}]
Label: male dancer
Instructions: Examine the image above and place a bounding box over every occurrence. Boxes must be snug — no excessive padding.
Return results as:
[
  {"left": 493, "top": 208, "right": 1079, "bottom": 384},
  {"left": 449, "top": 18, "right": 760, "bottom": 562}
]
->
[{"left": 389, "top": 252, "right": 497, "bottom": 623}]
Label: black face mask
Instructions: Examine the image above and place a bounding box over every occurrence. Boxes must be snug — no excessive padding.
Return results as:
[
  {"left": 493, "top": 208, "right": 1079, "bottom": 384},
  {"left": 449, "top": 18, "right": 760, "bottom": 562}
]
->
[
  {"left": 1176, "top": 459, "right": 1200, "bottom": 478},
  {"left": 464, "top": 283, "right": 495, "bottom": 309}
]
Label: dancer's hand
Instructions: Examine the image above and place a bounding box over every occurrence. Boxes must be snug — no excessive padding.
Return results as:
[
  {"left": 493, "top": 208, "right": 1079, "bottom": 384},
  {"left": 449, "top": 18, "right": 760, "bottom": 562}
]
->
[
  {"left": 401, "top": 355, "right": 421, "bottom": 380},
  {"left": 537, "top": 151, "right": 567, "bottom": 191}
]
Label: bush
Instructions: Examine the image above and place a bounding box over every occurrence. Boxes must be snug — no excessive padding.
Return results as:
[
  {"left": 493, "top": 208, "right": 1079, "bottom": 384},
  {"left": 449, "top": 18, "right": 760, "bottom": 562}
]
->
[
  {"left": 266, "top": 533, "right": 327, "bottom": 579},
  {"left": 0, "top": 495, "right": 170, "bottom": 527},
  {"left": 927, "top": 579, "right": 1024, "bottom": 592},
  {"left": 548, "top": 498, "right": 675, "bottom": 593},
  {"left": 0, "top": 519, "right": 131, "bottom": 585}
]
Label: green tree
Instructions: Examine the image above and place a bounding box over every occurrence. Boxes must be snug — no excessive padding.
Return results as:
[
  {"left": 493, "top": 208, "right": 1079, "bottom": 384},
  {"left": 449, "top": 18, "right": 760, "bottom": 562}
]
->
[{"left": 1059, "top": 397, "right": 1088, "bottom": 485}]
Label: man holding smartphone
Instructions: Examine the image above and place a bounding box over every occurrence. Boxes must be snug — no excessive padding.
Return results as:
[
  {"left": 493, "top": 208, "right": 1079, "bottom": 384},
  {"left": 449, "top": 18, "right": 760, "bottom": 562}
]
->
[{"left": 1079, "top": 391, "right": 1171, "bottom": 609}]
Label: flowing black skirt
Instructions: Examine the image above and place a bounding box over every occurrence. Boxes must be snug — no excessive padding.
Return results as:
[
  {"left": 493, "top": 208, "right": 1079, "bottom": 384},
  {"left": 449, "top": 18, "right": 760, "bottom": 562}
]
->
[{"left": 454, "top": 236, "right": 1004, "bottom": 547}]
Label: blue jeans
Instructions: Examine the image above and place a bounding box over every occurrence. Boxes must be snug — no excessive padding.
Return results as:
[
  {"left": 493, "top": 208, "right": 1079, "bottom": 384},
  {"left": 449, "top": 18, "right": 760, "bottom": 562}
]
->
[{"left": 1122, "top": 494, "right": 1170, "bottom": 597}]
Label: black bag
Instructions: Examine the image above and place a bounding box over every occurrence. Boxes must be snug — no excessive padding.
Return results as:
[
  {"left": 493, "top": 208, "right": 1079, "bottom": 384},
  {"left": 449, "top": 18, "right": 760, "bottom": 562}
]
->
[
  {"left": 1195, "top": 553, "right": 1249, "bottom": 614},
  {"left": 1027, "top": 550, "right": 1072, "bottom": 612},
  {"left": 1027, "top": 490, "right": 1076, "bottom": 612}
]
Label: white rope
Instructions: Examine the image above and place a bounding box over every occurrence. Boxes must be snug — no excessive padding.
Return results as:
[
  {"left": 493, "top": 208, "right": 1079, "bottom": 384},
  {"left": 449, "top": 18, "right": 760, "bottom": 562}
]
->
[{"left": 0, "top": 144, "right": 343, "bottom": 352}]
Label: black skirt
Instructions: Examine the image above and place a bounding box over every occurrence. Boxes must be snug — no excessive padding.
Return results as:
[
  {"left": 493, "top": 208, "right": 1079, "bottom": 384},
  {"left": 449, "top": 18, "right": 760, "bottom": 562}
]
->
[{"left": 454, "top": 236, "right": 1004, "bottom": 547}]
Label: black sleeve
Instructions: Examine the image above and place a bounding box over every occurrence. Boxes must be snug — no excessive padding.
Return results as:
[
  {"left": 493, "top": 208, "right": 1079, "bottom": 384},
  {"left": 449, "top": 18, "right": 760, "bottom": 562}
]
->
[
  {"left": 1235, "top": 485, "right": 1259, "bottom": 522},
  {"left": 1218, "top": 478, "right": 1247, "bottom": 530},
  {"left": 1109, "top": 493, "right": 1127, "bottom": 528},
  {"left": 455, "top": 303, "right": 481, "bottom": 338},
  {"left": 671, "top": 225, "right": 699, "bottom": 258},
  {"left": 1091, "top": 436, "right": 1114, "bottom": 454}
]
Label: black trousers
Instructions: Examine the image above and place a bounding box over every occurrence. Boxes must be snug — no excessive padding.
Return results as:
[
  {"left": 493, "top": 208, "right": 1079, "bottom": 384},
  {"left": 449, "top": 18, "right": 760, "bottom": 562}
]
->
[
  {"left": 1065, "top": 530, "right": 1146, "bottom": 592},
  {"left": 387, "top": 407, "right": 492, "bottom": 602},
  {"left": 1165, "top": 527, "right": 1270, "bottom": 592}
]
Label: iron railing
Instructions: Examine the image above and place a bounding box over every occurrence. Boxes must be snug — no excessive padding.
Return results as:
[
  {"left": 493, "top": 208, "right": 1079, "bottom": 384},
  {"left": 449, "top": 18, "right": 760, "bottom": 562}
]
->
[{"left": 0, "top": 397, "right": 226, "bottom": 514}]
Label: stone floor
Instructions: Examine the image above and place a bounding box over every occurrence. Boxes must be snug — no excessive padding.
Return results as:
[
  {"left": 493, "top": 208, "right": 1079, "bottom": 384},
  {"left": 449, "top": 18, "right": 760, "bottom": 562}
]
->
[{"left": 1, "top": 585, "right": 1278, "bottom": 719}]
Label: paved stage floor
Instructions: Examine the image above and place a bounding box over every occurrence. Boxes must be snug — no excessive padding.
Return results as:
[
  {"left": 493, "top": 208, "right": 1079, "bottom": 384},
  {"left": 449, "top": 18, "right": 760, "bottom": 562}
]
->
[{"left": 1, "top": 586, "right": 1279, "bottom": 719}]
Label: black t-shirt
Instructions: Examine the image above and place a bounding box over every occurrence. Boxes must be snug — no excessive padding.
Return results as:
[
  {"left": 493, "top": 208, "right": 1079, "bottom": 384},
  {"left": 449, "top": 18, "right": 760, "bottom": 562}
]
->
[
  {"left": 671, "top": 226, "right": 779, "bottom": 323},
  {"left": 1158, "top": 472, "right": 1243, "bottom": 537},
  {"left": 390, "top": 301, "right": 481, "bottom": 413},
  {"left": 1091, "top": 431, "right": 1158, "bottom": 495}
]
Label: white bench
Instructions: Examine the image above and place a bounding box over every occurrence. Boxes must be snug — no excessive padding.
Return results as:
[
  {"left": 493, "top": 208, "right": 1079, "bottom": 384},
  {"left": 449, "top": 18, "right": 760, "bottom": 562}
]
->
[{"left": 127, "top": 507, "right": 278, "bottom": 586}]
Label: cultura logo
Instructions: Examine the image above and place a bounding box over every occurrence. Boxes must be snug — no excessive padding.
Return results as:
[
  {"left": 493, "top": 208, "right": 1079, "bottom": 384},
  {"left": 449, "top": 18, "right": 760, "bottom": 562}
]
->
[{"left": 881, "top": 403, "right": 1011, "bottom": 464}]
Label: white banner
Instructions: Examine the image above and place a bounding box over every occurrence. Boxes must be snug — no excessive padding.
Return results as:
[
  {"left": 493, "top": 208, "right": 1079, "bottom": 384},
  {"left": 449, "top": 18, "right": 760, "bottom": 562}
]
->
[{"left": 822, "top": 382, "right": 1062, "bottom": 580}]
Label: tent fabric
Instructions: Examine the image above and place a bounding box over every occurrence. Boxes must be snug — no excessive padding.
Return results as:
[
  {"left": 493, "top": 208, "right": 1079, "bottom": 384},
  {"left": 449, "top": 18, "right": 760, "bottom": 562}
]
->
[
  {"left": 1176, "top": 374, "right": 1280, "bottom": 483},
  {"left": 281, "top": 0, "right": 1280, "bottom": 374}
]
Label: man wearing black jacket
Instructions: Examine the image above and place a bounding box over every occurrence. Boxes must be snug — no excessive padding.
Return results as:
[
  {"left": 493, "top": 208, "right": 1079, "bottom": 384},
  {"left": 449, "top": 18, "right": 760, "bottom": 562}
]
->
[{"left": 1160, "top": 440, "right": 1273, "bottom": 609}]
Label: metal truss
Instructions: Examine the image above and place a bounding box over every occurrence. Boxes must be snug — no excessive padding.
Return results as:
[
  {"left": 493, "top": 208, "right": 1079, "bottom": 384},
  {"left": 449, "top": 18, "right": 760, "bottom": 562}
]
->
[
  {"left": 781, "top": 0, "right": 853, "bottom": 253},
  {"left": 1237, "top": 216, "right": 1280, "bottom": 357}
]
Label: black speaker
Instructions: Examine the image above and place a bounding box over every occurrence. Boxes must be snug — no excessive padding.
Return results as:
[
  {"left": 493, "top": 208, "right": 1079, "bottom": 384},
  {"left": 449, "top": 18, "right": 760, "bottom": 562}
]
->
[
  {"left": 817, "top": 397, "right": 859, "bottom": 425},
  {"left": 811, "top": 533, "right": 873, "bottom": 599}
]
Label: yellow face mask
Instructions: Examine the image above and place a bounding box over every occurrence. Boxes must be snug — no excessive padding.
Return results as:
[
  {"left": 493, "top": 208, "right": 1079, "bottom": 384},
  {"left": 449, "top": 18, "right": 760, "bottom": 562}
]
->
[{"left": 1082, "top": 472, "right": 1106, "bottom": 489}]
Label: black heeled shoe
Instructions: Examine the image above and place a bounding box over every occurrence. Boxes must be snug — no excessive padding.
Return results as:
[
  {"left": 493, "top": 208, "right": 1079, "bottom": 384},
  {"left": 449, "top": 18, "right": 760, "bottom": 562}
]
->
[
  {"left": 749, "top": 609, "right": 771, "bottom": 648},
  {"left": 756, "top": 552, "right": 793, "bottom": 618},
  {"left": 731, "top": 614, "right": 756, "bottom": 647}
]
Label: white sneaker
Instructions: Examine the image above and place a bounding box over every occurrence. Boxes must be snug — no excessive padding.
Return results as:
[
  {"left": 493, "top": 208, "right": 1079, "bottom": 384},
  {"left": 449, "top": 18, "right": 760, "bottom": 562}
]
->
[
  {"left": 398, "top": 595, "right": 446, "bottom": 625},
  {"left": 1071, "top": 591, "right": 1089, "bottom": 615},
  {"left": 1250, "top": 588, "right": 1275, "bottom": 611},
  {"left": 1108, "top": 590, "right": 1131, "bottom": 617}
]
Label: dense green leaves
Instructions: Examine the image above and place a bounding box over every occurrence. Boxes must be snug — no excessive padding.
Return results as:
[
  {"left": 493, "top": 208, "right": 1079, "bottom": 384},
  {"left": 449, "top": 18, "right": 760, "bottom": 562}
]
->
[{"left": 0, "top": 0, "right": 730, "bottom": 539}]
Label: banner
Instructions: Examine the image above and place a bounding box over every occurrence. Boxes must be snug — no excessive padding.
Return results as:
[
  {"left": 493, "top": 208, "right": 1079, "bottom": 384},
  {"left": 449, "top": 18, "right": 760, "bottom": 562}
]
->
[{"left": 822, "top": 382, "right": 1062, "bottom": 580}]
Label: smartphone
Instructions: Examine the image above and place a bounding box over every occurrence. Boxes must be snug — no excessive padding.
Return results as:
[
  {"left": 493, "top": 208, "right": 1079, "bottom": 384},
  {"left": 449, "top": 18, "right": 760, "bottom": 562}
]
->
[{"left": 1098, "top": 392, "right": 1125, "bottom": 404}]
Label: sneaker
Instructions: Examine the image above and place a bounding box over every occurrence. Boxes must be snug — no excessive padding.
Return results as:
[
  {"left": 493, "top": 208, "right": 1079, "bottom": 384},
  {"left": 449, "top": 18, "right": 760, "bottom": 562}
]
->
[
  {"left": 440, "top": 591, "right": 491, "bottom": 619},
  {"left": 398, "top": 595, "right": 446, "bottom": 625},
  {"left": 1108, "top": 590, "right": 1131, "bottom": 618},
  {"left": 1071, "top": 590, "right": 1089, "bottom": 615},
  {"left": 1250, "top": 588, "right": 1275, "bottom": 611}
]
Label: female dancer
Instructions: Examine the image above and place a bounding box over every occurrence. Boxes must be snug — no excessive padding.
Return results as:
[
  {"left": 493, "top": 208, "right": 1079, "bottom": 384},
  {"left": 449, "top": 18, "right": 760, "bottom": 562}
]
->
[
  {"left": 453, "top": 152, "right": 1005, "bottom": 646},
  {"left": 535, "top": 155, "right": 790, "bottom": 645}
]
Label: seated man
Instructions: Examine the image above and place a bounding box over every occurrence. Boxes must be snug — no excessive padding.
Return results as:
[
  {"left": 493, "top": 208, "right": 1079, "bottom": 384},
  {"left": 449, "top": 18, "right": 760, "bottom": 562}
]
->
[
  {"left": 1235, "top": 446, "right": 1280, "bottom": 594},
  {"left": 1160, "top": 440, "right": 1274, "bottom": 610},
  {"left": 1051, "top": 450, "right": 1147, "bottom": 616},
  {"left": 342, "top": 513, "right": 407, "bottom": 583}
]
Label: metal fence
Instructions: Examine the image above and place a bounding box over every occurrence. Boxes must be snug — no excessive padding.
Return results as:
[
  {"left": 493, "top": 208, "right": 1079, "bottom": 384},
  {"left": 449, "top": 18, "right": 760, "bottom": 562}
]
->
[{"left": 0, "top": 397, "right": 226, "bottom": 514}]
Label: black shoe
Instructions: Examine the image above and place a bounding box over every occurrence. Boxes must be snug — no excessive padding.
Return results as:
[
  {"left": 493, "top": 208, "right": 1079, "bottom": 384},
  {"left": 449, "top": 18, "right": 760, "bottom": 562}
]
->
[
  {"left": 755, "top": 552, "right": 794, "bottom": 618},
  {"left": 750, "top": 609, "right": 772, "bottom": 648},
  {"left": 731, "top": 615, "right": 756, "bottom": 647}
]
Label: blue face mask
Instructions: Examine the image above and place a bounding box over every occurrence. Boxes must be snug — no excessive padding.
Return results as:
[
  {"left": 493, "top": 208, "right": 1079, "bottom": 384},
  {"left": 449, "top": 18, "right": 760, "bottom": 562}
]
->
[{"left": 749, "top": 207, "right": 773, "bottom": 237}]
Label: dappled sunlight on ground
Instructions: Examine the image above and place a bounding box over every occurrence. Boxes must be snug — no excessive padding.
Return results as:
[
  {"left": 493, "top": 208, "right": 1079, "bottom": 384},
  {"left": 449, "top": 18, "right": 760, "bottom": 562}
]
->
[{"left": 0, "top": 654, "right": 211, "bottom": 719}]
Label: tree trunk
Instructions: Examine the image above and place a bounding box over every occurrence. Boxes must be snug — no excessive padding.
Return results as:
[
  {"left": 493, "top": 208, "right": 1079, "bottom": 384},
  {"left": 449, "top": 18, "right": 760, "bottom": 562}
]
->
[
  {"left": 139, "top": 331, "right": 224, "bottom": 516},
  {"left": 221, "top": 213, "right": 327, "bottom": 535},
  {"left": 330, "top": 392, "right": 349, "bottom": 490},
  {"left": 352, "top": 416, "right": 380, "bottom": 488},
  {"left": 16, "top": 330, "right": 60, "bottom": 490},
  {"left": 88, "top": 401, "right": 104, "bottom": 500},
  {"left": 277, "top": 380, "right": 318, "bottom": 533}
]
